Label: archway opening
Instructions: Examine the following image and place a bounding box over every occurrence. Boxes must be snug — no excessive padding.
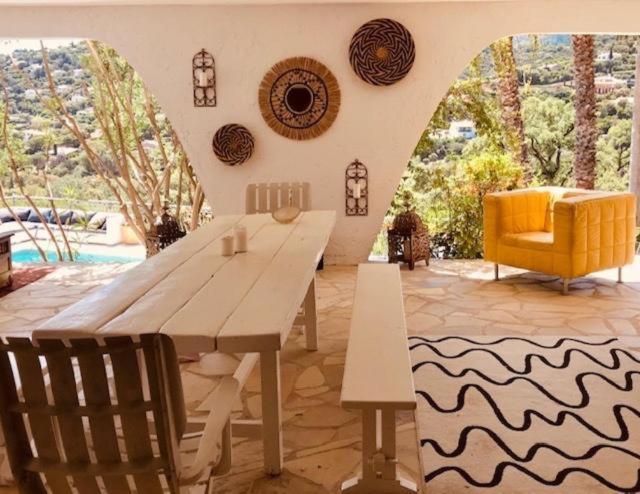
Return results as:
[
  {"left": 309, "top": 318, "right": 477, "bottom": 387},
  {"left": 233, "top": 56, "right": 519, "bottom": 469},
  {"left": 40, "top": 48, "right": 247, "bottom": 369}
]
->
[
  {"left": 0, "top": 38, "right": 208, "bottom": 266},
  {"left": 372, "top": 33, "right": 639, "bottom": 262}
]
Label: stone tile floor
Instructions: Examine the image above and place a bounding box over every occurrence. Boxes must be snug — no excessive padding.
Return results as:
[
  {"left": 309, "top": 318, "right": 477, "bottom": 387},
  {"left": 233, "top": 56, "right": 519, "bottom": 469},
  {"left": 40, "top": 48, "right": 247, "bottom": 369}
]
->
[{"left": 2, "top": 258, "right": 640, "bottom": 493}]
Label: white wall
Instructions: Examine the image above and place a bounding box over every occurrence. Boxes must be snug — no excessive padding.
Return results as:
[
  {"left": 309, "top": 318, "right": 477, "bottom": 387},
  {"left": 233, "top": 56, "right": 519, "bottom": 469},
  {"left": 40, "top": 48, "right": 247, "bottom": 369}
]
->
[{"left": 0, "top": 0, "right": 639, "bottom": 263}]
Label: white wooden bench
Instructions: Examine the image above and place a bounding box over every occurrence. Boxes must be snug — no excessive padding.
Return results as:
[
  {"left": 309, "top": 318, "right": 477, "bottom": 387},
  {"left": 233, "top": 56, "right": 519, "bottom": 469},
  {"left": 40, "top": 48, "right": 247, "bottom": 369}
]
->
[{"left": 340, "top": 264, "right": 417, "bottom": 494}]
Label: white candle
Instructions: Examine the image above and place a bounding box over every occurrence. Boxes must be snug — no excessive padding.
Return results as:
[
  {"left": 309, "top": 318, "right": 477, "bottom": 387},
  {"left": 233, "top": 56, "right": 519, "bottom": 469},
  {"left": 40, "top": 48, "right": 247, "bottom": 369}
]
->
[
  {"left": 198, "top": 70, "right": 208, "bottom": 87},
  {"left": 234, "top": 225, "right": 248, "bottom": 253},
  {"left": 352, "top": 182, "right": 361, "bottom": 199},
  {"left": 221, "top": 235, "right": 234, "bottom": 256}
]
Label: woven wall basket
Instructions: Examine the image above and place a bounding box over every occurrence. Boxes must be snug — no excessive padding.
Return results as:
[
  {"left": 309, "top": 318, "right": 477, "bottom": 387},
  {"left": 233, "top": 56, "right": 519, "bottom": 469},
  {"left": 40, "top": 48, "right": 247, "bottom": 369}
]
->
[
  {"left": 258, "top": 57, "right": 341, "bottom": 140},
  {"left": 212, "top": 124, "right": 254, "bottom": 166},
  {"left": 349, "top": 18, "right": 415, "bottom": 86}
]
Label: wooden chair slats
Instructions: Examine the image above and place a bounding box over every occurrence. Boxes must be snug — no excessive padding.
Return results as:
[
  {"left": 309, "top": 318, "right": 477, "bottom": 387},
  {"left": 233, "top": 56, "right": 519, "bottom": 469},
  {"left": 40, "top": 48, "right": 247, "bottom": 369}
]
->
[
  {"left": 7, "top": 401, "right": 155, "bottom": 416},
  {"left": 290, "top": 182, "right": 301, "bottom": 209},
  {"left": 9, "top": 337, "right": 72, "bottom": 494},
  {"left": 141, "top": 334, "right": 180, "bottom": 493},
  {"left": 107, "top": 337, "right": 164, "bottom": 493},
  {"left": 0, "top": 334, "right": 233, "bottom": 494},
  {"left": 257, "top": 183, "right": 268, "bottom": 213},
  {"left": 245, "top": 182, "right": 312, "bottom": 214},
  {"left": 301, "top": 182, "right": 311, "bottom": 211},
  {"left": 40, "top": 339, "right": 101, "bottom": 494},
  {"left": 0, "top": 340, "right": 145, "bottom": 356},
  {"left": 0, "top": 343, "right": 44, "bottom": 491},
  {"left": 245, "top": 184, "right": 257, "bottom": 214},
  {"left": 72, "top": 338, "right": 131, "bottom": 494},
  {"left": 24, "top": 457, "right": 166, "bottom": 476},
  {"left": 269, "top": 184, "right": 279, "bottom": 213}
]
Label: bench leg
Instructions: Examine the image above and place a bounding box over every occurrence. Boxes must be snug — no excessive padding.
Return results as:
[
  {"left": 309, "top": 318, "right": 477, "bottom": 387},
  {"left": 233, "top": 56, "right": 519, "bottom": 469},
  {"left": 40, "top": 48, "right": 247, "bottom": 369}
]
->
[
  {"left": 342, "top": 409, "right": 417, "bottom": 494},
  {"left": 618, "top": 267, "right": 623, "bottom": 283},
  {"left": 212, "top": 420, "right": 233, "bottom": 476},
  {"left": 494, "top": 263, "right": 499, "bottom": 281},
  {"left": 260, "top": 350, "right": 283, "bottom": 476}
]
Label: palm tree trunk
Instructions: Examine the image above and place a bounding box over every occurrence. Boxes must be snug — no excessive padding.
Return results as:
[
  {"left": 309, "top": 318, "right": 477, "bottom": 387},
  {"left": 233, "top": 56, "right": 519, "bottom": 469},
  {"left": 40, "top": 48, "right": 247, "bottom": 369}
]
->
[
  {"left": 572, "top": 35, "right": 598, "bottom": 190},
  {"left": 629, "top": 44, "right": 640, "bottom": 225},
  {"left": 491, "top": 37, "right": 531, "bottom": 183}
]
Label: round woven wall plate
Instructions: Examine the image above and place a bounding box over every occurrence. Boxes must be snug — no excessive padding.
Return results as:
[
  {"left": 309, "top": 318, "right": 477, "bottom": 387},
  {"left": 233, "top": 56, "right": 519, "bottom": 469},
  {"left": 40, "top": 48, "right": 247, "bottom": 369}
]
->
[
  {"left": 259, "top": 57, "right": 340, "bottom": 140},
  {"left": 212, "top": 124, "right": 254, "bottom": 166},
  {"left": 349, "top": 18, "right": 415, "bottom": 86}
]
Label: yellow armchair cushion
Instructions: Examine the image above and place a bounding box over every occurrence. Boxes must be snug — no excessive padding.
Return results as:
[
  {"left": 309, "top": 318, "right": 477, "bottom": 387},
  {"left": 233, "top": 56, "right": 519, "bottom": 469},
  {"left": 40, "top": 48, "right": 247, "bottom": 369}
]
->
[
  {"left": 483, "top": 187, "right": 636, "bottom": 279},
  {"left": 500, "top": 231, "right": 554, "bottom": 252}
]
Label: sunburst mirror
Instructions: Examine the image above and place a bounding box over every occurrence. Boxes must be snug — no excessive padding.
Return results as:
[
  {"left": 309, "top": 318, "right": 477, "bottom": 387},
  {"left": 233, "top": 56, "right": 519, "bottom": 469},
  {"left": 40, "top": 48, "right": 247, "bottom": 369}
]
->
[{"left": 258, "top": 57, "right": 341, "bottom": 140}]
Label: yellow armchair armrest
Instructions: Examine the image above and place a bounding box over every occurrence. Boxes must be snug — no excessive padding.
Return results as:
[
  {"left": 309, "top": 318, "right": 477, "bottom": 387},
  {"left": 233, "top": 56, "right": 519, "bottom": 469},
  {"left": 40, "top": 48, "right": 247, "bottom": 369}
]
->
[
  {"left": 553, "top": 192, "right": 636, "bottom": 277},
  {"left": 483, "top": 194, "right": 500, "bottom": 261}
]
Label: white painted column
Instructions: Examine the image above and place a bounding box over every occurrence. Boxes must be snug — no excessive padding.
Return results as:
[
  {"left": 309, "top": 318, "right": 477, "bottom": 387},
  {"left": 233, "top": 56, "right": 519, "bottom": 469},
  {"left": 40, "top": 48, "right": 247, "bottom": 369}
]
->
[{"left": 629, "top": 44, "right": 640, "bottom": 226}]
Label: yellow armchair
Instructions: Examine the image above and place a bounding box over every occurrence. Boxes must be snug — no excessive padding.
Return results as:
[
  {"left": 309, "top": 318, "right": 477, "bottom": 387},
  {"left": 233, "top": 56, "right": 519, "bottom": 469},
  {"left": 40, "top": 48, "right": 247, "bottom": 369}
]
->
[{"left": 483, "top": 187, "right": 636, "bottom": 293}]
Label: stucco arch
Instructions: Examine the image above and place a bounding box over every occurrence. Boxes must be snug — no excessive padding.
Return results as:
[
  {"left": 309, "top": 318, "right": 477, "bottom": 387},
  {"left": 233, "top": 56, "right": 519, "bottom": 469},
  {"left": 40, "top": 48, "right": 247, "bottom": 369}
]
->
[{"left": 0, "top": 0, "right": 637, "bottom": 263}]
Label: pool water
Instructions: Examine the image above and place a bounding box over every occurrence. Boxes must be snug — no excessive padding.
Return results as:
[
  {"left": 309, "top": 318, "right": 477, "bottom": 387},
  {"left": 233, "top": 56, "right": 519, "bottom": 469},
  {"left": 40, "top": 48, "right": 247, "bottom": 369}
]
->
[{"left": 12, "top": 249, "right": 141, "bottom": 264}]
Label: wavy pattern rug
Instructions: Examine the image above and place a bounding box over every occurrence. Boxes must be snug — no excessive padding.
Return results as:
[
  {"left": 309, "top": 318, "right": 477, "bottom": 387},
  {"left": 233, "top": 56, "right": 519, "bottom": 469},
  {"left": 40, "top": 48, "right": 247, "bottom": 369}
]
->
[{"left": 409, "top": 335, "right": 640, "bottom": 493}]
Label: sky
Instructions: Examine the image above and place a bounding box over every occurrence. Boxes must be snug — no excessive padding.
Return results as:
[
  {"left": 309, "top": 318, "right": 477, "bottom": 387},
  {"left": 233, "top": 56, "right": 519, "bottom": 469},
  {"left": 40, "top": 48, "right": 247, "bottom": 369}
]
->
[{"left": 0, "top": 38, "right": 80, "bottom": 55}]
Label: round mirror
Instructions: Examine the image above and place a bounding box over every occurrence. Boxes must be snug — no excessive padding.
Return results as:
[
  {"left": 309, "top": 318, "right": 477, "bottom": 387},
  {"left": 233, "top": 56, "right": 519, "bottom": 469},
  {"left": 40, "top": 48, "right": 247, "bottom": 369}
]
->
[{"left": 284, "top": 84, "right": 314, "bottom": 114}]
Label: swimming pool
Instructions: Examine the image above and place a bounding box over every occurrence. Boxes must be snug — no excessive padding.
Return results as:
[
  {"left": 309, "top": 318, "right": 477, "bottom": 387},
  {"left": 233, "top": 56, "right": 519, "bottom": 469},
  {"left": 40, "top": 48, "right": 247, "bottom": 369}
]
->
[{"left": 12, "top": 249, "right": 142, "bottom": 264}]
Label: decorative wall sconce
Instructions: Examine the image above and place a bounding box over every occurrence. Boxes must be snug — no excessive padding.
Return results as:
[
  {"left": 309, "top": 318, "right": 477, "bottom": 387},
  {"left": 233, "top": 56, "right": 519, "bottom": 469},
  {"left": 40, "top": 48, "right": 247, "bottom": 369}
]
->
[
  {"left": 345, "top": 159, "right": 368, "bottom": 216},
  {"left": 193, "top": 49, "right": 216, "bottom": 107}
]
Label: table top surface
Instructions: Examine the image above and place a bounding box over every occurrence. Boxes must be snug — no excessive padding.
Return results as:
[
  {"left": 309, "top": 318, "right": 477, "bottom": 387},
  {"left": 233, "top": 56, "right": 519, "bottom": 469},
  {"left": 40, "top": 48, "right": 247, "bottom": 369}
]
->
[{"left": 33, "top": 211, "right": 335, "bottom": 354}]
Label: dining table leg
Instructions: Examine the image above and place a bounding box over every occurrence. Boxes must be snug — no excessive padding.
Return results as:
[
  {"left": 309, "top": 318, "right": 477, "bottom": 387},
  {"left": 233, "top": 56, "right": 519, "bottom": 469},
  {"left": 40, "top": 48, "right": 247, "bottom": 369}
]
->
[
  {"left": 303, "top": 278, "right": 318, "bottom": 351},
  {"left": 260, "top": 350, "right": 283, "bottom": 475}
]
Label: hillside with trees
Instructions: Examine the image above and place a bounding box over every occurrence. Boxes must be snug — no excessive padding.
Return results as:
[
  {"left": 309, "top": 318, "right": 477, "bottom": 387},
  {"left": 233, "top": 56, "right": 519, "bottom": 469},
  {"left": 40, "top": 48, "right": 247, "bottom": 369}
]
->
[
  {"left": 375, "top": 34, "right": 640, "bottom": 259},
  {"left": 0, "top": 41, "right": 205, "bottom": 259}
]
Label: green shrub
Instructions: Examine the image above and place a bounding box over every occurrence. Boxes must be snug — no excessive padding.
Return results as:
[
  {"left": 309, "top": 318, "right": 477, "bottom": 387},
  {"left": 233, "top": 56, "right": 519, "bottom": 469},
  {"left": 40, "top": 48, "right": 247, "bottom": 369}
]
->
[{"left": 394, "top": 150, "right": 522, "bottom": 259}]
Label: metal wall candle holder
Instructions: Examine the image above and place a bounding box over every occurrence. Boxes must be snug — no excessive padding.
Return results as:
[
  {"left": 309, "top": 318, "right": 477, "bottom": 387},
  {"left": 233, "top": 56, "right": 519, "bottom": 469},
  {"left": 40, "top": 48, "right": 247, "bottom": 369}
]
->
[
  {"left": 345, "top": 159, "right": 368, "bottom": 216},
  {"left": 193, "top": 49, "right": 216, "bottom": 107}
]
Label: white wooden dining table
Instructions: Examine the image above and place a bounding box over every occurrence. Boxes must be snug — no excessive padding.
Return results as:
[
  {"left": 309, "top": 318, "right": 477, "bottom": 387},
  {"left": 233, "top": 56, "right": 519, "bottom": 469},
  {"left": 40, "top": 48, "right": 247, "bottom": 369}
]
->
[{"left": 30, "top": 210, "right": 336, "bottom": 475}]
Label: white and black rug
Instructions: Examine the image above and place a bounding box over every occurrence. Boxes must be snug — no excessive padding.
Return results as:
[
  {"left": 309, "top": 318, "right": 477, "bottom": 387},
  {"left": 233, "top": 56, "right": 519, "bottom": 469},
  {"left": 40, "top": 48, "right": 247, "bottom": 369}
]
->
[{"left": 409, "top": 335, "right": 640, "bottom": 493}]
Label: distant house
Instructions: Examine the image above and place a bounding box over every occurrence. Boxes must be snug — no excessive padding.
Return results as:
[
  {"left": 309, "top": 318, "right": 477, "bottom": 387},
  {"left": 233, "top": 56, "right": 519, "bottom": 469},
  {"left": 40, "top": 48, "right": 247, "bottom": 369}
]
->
[
  {"left": 24, "top": 89, "right": 37, "bottom": 100},
  {"left": 448, "top": 120, "right": 476, "bottom": 140},
  {"left": 596, "top": 51, "right": 622, "bottom": 62},
  {"left": 142, "top": 139, "right": 159, "bottom": 151},
  {"left": 73, "top": 68, "right": 84, "bottom": 77},
  {"left": 594, "top": 75, "right": 626, "bottom": 94},
  {"left": 541, "top": 63, "right": 561, "bottom": 71},
  {"left": 70, "top": 93, "right": 87, "bottom": 104},
  {"left": 56, "top": 84, "right": 72, "bottom": 94},
  {"left": 54, "top": 146, "right": 79, "bottom": 157}
]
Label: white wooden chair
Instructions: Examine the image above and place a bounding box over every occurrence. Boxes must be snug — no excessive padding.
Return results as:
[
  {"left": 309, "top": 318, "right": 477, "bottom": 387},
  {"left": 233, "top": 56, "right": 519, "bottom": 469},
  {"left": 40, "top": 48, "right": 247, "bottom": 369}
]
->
[
  {"left": 245, "top": 181, "right": 324, "bottom": 270},
  {"left": 0, "top": 334, "right": 239, "bottom": 493},
  {"left": 245, "top": 182, "right": 311, "bottom": 214}
]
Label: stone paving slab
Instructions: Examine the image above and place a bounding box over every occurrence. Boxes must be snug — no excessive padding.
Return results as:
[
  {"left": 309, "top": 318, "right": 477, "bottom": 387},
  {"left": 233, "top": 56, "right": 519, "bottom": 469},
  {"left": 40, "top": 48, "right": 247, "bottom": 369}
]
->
[{"left": 1, "top": 258, "right": 640, "bottom": 493}]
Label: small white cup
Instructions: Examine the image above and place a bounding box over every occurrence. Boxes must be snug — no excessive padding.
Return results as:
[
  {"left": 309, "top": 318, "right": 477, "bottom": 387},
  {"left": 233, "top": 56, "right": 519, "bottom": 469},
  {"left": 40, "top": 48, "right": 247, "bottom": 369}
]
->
[
  {"left": 221, "top": 235, "right": 234, "bottom": 256},
  {"left": 234, "top": 225, "right": 248, "bottom": 253}
]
